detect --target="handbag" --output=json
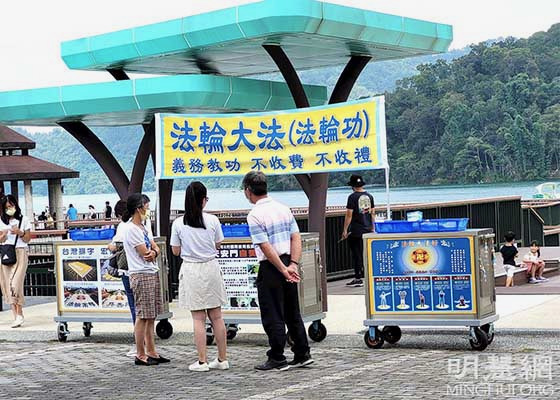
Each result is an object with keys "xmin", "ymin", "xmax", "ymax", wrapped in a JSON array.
[
  {"xmin": 108, "ymin": 242, "xmax": 128, "ymax": 271},
  {"xmin": 0, "ymin": 220, "xmax": 21, "ymax": 266}
]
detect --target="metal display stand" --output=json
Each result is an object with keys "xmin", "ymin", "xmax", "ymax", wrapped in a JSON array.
[
  {"xmin": 363, "ymin": 229, "xmax": 498, "ymax": 351},
  {"xmin": 53, "ymin": 237, "xmax": 173, "ymax": 342},
  {"xmin": 206, "ymin": 232, "xmax": 327, "ymax": 344}
]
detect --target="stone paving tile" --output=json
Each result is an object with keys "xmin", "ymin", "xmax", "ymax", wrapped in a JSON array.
[{"xmin": 0, "ymin": 333, "xmax": 558, "ymax": 399}]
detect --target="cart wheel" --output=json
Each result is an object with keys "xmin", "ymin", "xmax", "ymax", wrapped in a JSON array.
[
  {"xmin": 226, "ymin": 324, "xmax": 238, "ymax": 341},
  {"xmin": 381, "ymin": 326, "xmax": 401, "ymax": 344},
  {"xmin": 57, "ymin": 323, "xmax": 68, "ymax": 343},
  {"xmin": 308, "ymin": 322, "xmax": 327, "ymax": 342},
  {"xmin": 364, "ymin": 329, "xmax": 384, "ymax": 349},
  {"xmin": 469, "ymin": 327, "xmax": 489, "ymax": 351},
  {"xmin": 206, "ymin": 327, "xmax": 215, "ymax": 345},
  {"xmin": 156, "ymin": 319, "xmax": 173, "ymax": 339},
  {"xmin": 481, "ymin": 324, "xmax": 494, "ymax": 345},
  {"xmin": 82, "ymin": 322, "xmax": 92, "ymax": 337}
]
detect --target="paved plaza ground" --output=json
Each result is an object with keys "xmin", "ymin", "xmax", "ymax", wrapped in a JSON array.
[
  {"xmin": 2, "ymin": 285, "xmax": 560, "ymax": 399},
  {"xmin": 0, "ymin": 329, "xmax": 558, "ymax": 399}
]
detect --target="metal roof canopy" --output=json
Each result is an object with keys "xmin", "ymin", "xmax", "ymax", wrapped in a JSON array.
[
  {"xmin": 0, "ymin": 75, "xmax": 326, "ymax": 126},
  {"xmin": 61, "ymin": 0, "xmax": 453, "ymax": 76}
]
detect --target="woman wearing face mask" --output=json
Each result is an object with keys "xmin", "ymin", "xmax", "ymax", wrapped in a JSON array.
[
  {"xmin": 122, "ymin": 193, "xmax": 169, "ymax": 366},
  {"xmin": 0, "ymin": 195, "xmax": 32, "ymax": 328}
]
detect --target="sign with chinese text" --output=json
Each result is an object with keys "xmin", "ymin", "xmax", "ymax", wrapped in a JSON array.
[
  {"xmin": 367, "ymin": 236, "xmax": 476, "ymax": 315},
  {"xmin": 55, "ymin": 242, "xmax": 128, "ymax": 313},
  {"xmin": 216, "ymin": 241, "xmax": 260, "ymax": 314},
  {"xmin": 155, "ymin": 97, "xmax": 387, "ymax": 179}
]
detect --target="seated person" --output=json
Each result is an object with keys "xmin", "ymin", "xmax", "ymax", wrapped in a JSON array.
[{"xmin": 523, "ymin": 241, "xmax": 548, "ymax": 283}]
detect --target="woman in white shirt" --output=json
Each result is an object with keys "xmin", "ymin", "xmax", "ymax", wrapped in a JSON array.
[
  {"xmin": 170, "ymin": 182, "xmax": 228, "ymax": 372},
  {"xmin": 123, "ymin": 193, "xmax": 169, "ymax": 366},
  {"xmin": 0, "ymin": 195, "xmax": 32, "ymax": 328}
]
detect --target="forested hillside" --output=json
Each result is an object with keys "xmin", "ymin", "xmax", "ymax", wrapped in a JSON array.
[{"xmin": 17, "ymin": 24, "xmax": 559, "ymax": 195}]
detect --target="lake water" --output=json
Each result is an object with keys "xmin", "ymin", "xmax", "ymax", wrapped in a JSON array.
[{"xmin": 20, "ymin": 180, "xmax": 556, "ymax": 215}]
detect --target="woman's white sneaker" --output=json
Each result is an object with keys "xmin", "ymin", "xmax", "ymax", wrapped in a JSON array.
[
  {"xmin": 189, "ymin": 361, "xmax": 210, "ymax": 372},
  {"xmin": 11, "ymin": 316, "xmax": 24, "ymax": 328},
  {"xmin": 208, "ymin": 358, "xmax": 230, "ymax": 370}
]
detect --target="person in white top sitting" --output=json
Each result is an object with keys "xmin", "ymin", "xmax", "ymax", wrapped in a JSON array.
[
  {"xmin": 0, "ymin": 195, "xmax": 32, "ymax": 328},
  {"xmin": 170, "ymin": 182, "xmax": 229, "ymax": 372},
  {"xmin": 523, "ymin": 241, "xmax": 548, "ymax": 283}
]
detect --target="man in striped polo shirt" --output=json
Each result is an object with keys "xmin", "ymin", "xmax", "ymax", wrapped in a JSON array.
[{"xmin": 243, "ymin": 171, "xmax": 313, "ymax": 371}]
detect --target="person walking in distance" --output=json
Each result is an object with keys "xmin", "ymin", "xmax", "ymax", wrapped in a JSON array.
[
  {"xmin": 243, "ymin": 171, "xmax": 313, "ymax": 371},
  {"xmin": 342, "ymin": 174, "xmax": 375, "ymax": 287}
]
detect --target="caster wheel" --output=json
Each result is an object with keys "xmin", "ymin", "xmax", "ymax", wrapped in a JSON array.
[
  {"xmin": 364, "ymin": 328, "xmax": 384, "ymax": 349},
  {"xmin": 83, "ymin": 322, "xmax": 92, "ymax": 337},
  {"xmin": 206, "ymin": 327, "xmax": 214, "ymax": 346},
  {"xmin": 57, "ymin": 323, "xmax": 68, "ymax": 342},
  {"xmin": 382, "ymin": 326, "xmax": 401, "ymax": 344},
  {"xmin": 226, "ymin": 329, "xmax": 237, "ymax": 340},
  {"xmin": 308, "ymin": 322, "xmax": 327, "ymax": 342},
  {"xmin": 156, "ymin": 319, "xmax": 173, "ymax": 339},
  {"xmin": 481, "ymin": 324, "xmax": 494, "ymax": 345},
  {"xmin": 469, "ymin": 327, "xmax": 489, "ymax": 351}
]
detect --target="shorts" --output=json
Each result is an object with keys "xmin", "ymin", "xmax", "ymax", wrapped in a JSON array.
[
  {"xmin": 503, "ymin": 264, "xmax": 515, "ymax": 278},
  {"xmin": 130, "ymin": 273, "xmax": 163, "ymax": 319}
]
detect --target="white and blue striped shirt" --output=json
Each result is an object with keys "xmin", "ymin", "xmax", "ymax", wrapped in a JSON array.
[{"xmin": 247, "ymin": 197, "xmax": 299, "ymax": 261}]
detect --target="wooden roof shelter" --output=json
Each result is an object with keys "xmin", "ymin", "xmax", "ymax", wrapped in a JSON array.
[{"xmin": 0, "ymin": 125, "xmax": 78, "ymax": 225}]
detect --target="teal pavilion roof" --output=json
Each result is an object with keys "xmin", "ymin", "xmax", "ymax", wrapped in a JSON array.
[
  {"xmin": 0, "ymin": 75, "xmax": 326, "ymax": 126},
  {"xmin": 61, "ymin": 0, "xmax": 453, "ymax": 76}
]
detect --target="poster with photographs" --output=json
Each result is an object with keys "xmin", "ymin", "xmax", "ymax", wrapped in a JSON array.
[
  {"xmin": 56, "ymin": 243, "xmax": 127, "ymax": 313},
  {"xmin": 217, "ymin": 242, "xmax": 260, "ymax": 312}
]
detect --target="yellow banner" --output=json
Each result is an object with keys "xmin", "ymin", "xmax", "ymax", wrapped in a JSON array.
[{"xmin": 155, "ymin": 96, "xmax": 387, "ymax": 179}]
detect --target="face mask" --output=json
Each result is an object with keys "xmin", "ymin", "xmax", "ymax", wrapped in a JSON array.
[
  {"xmin": 5, "ymin": 207, "xmax": 16, "ymax": 217},
  {"xmin": 141, "ymin": 209, "xmax": 150, "ymax": 222}
]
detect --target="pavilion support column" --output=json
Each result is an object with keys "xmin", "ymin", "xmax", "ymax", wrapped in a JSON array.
[
  {"xmin": 48, "ymin": 179, "xmax": 64, "ymax": 229},
  {"xmin": 24, "ymin": 180, "xmax": 33, "ymax": 222},
  {"xmin": 158, "ymin": 180, "xmax": 173, "ymax": 238},
  {"xmin": 58, "ymin": 122, "xmax": 130, "ymax": 199},
  {"xmin": 10, "ymin": 181, "xmax": 19, "ymax": 199},
  {"xmin": 264, "ymin": 45, "xmax": 371, "ymax": 310}
]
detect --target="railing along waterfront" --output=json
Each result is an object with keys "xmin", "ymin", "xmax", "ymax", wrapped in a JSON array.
[{"xmin": 18, "ymin": 196, "xmax": 553, "ymax": 301}]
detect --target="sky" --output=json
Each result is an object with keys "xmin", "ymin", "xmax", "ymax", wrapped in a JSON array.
[{"xmin": 0, "ymin": 0, "xmax": 557, "ymax": 96}]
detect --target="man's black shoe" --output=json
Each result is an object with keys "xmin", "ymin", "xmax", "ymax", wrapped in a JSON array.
[
  {"xmin": 288, "ymin": 354, "xmax": 314, "ymax": 368},
  {"xmin": 255, "ymin": 358, "xmax": 289, "ymax": 371},
  {"xmin": 346, "ymin": 278, "xmax": 363, "ymax": 287}
]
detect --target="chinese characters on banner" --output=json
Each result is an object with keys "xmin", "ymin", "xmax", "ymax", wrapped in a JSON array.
[
  {"xmin": 368, "ymin": 237, "xmax": 476, "ymax": 314},
  {"xmin": 155, "ymin": 97, "xmax": 387, "ymax": 179}
]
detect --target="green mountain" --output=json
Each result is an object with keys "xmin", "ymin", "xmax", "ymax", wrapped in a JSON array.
[{"xmin": 14, "ymin": 24, "xmax": 560, "ymax": 195}]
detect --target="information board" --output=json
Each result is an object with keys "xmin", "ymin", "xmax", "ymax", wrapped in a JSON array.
[
  {"xmin": 216, "ymin": 241, "xmax": 260, "ymax": 313},
  {"xmin": 55, "ymin": 242, "xmax": 128, "ymax": 313},
  {"xmin": 368, "ymin": 237, "xmax": 476, "ymax": 314}
]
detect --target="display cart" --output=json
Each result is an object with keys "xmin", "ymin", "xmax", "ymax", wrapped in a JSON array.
[
  {"xmin": 53, "ymin": 237, "xmax": 173, "ymax": 342},
  {"xmin": 363, "ymin": 227, "xmax": 498, "ymax": 351},
  {"xmin": 206, "ymin": 232, "xmax": 327, "ymax": 344}
]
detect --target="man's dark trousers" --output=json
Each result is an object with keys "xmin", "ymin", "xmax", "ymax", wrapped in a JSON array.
[
  {"xmin": 257, "ymin": 254, "xmax": 310, "ymax": 361},
  {"xmin": 347, "ymin": 235, "xmax": 364, "ymax": 279}
]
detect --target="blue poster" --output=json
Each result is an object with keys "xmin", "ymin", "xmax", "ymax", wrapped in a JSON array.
[
  {"xmin": 369, "ymin": 236, "xmax": 475, "ymax": 314},
  {"xmin": 373, "ymin": 277, "xmax": 393, "ymax": 311},
  {"xmin": 392, "ymin": 276, "xmax": 413, "ymax": 311},
  {"xmin": 412, "ymin": 276, "xmax": 432, "ymax": 311},
  {"xmin": 432, "ymin": 276, "xmax": 452, "ymax": 310},
  {"xmin": 451, "ymin": 275, "xmax": 473, "ymax": 311}
]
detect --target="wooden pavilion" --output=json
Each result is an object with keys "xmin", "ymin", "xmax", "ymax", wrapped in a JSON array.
[{"xmin": 0, "ymin": 125, "xmax": 78, "ymax": 228}]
